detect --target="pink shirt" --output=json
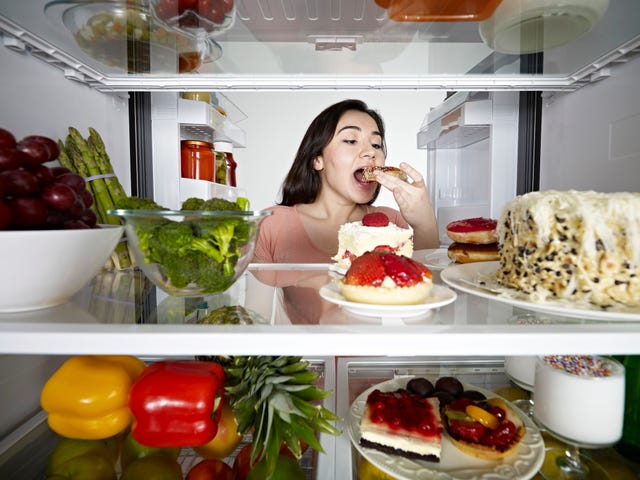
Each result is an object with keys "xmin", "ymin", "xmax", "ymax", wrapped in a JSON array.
[{"xmin": 253, "ymin": 205, "xmax": 409, "ymax": 263}]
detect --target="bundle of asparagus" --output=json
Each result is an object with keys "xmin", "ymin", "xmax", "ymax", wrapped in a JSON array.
[{"xmin": 58, "ymin": 127, "xmax": 134, "ymax": 270}]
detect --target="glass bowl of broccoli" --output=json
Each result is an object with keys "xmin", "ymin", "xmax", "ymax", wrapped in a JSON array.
[{"xmin": 108, "ymin": 196, "xmax": 271, "ymax": 296}]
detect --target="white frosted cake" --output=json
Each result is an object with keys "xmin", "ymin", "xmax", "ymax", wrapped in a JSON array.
[
  {"xmin": 360, "ymin": 388, "xmax": 442, "ymax": 462},
  {"xmin": 533, "ymin": 355, "xmax": 625, "ymax": 446},
  {"xmin": 332, "ymin": 213, "xmax": 413, "ymax": 269},
  {"xmin": 496, "ymin": 190, "xmax": 640, "ymax": 307}
]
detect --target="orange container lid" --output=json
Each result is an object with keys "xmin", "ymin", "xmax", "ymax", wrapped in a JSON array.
[{"xmin": 383, "ymin": 0, "xmax": 503, "ymax": 22}]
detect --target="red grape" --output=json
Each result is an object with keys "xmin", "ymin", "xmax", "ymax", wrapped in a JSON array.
[
  {"xmin": 0, "ymin": 148, "xmax": 26, "ymax": 171},
  {"xmin": 8, "ymin": 197, "xmax": 48, "ymax": 228},
  {"xmin": 67, "ymin": 195, "xmax": 86, "ymax": 219},
  {"xmin": 0, "ymin": 202, "xmax": 11, "ymax": 230},
  {"xmin": 17, "ymin": 139, "xmax": 51, "ymax": 166},
  {"xmin": 63, "ymin": 219, "xmax": 90, "ymax": 229},
  {"xmin": 56, "ymin": 172, "xmax": 86, "ymax": 193},
  {"xmin": 80, "ymin": 189, "xmax": 94, "ymax": 208},
  {"xmin": 22, "ymin": 135, "xmax": 60, "ymax": 162},
  {"xmin": 44, "ymin": 208, "xmax": 68, "ymax": 228},
  {"xmin": 0, "ymin": 129, "xmax": 17, "ymax": 150},
  {"xmin": 0, "ymin": 168, "xmax": 39, "ymax": 197},
  {"xmin": 50, "ymin": 166, "xmax": 72, "ymax": 177},
  {"xmin": 42, "ymin": 183, "xmax": 78, "ymax": 211},
  {"xmin": 78, "ymin": 208, "xmax": 97, "ymax": 228},
  {"xmin": 28, "ymin": 164, "xmax": 56, "ymax": 188}
]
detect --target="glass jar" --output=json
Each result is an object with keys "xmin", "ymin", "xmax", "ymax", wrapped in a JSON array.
[
  {"xmin": 181, "ymin": 139, "xmax": 215, "ymax": 181},
  {"xmin": 213, "ymin": 141, "xmax": 237, "ymax": 187}
]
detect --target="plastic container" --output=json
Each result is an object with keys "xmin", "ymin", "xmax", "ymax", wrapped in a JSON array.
[
  {"xmin": 381, "ymin": 0, "xmax": 503, "ymax": 22},
  {"xmin": 214, "ymin": 140, "xmax": 237, "ymax": 187},
  {"xmin": 181, "ymin": 139, "xmax": 215, "ymax": 181},
  {"xmin": 181, "ymin": 91, "xmax": 212, "ymax": 103},
  {"xmin": 479, "ymin": 0, "xmax": 610, "ymax": 54}
]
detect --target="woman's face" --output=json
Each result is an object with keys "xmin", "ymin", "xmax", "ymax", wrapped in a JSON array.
[{"xmin": 314, "ymin": 109, "xmax": 385, "ymax": 205}]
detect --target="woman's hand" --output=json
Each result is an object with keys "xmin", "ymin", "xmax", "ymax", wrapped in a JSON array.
[{"xmin": 374, "ymin": 162, "xmax": 439, "ymax": 248}]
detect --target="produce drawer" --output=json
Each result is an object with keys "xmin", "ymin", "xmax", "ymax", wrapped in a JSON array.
[{"xmin": 0, "ymin": 357, "xmax": 335, "ymax": 480}]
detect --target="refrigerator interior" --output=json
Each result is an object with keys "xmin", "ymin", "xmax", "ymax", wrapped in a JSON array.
[{"xmin": 1, "ymin": 1, "xmax": 640, "ymax": 478}]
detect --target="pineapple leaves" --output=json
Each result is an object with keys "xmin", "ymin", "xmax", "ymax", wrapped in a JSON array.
[{"xmin": 222, "ymin": 356, "xmax": 341, "ymax": 480}]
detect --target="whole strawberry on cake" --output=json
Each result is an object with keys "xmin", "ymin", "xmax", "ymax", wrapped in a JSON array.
[
  {"xmin": 336, "ymin": 247, "xmax": 433, "ymax": 305},
  {"xmin": 332, "ymin": 212, "xmax": 414, "ymax": 270}
]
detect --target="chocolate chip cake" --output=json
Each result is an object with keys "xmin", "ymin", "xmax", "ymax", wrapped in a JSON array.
[{"xmin": 496, "ymin": 190, "xmax": 640, "ymax": 308}]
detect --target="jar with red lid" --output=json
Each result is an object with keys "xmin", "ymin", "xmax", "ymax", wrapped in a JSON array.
[
  {"xmin": 213, "ymin": 141, "xmax": 237, "ymax": 187},
  {"xmin": 181, "ymin": 140, "xmax": 215, "ymax": 181}
]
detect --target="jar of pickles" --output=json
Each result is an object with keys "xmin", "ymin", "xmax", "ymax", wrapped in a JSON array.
[
  {"xmin": 181, "ymin": 139, "xmax": 215, "ymax": 181},
  {"xmin": 213, "ymin": 141, "xmax": 237, "ymax": 187}
]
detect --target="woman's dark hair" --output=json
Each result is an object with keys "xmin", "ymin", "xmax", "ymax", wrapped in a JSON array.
[{"xmin": 279, "ymin": 99, "xmax": 386, "ymax": 206}]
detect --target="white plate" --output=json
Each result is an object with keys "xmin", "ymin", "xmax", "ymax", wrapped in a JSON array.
[
  {"xmin": 418, "ymin": 248, "xmax": 452, "ymax": 271},
  {"xmin": 440, "ymin": 262, "xmax": 640, "ymax": 321},
  {"xmin": 348, "ymin": 377, "xmax": 545, "ymax": 480},
  {"xmin": 318, "ymin": 283, "xmax": 456, "ymax": 318}
]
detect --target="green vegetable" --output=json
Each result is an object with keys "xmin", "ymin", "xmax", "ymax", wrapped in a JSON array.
[
  {"xmin": 114, "ymin": 196, "xmax": 166, "ymax": 211},
  {"xmin": 122, "ymin": 196, "xmax": 253, "ymax": 292},
  {"xmin": 59, "ymin": 127, "xmax": 133, "ymax": 270},
  {"xmin": 46, "ymin": 437, "xmax": 118, "ymax": 480}
]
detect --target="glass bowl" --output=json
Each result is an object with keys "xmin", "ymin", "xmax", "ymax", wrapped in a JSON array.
[
  {"xmin": 108, "ymin": 209, "xmax": 271, "ymax": 296},
  {"xmin": 45, "ymin": 0, "xmax": 221, "ymax": 73}
]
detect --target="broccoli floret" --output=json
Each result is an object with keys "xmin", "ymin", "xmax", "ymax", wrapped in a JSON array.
[
  {"xmin": 181, "ymin": 197, "xmax": 206, "ymax": 210},
  {"xmin": 115, "ymin": 196, "xmax": 167, "ymax": 210},
  {"xmin": 201, "ymin": 197, "xmax": 243, "ymax": 211}
]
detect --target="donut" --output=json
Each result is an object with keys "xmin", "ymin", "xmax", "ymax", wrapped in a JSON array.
[
  {"xmin": 447, "ymin": 242, "xmax": 499, "ymax": 264},
  {"xmin": 446, "ymin": 217, "xmax": 497, "ymax": 244},
  {"xmin": 361, "ymin": 166, "xmax": 409, "ymax": 183}
]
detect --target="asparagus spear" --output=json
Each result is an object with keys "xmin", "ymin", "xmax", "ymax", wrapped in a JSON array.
[
  {"xmin": 66, "ymin": 128, "xmax": 132, "ymax": 269},
  {"xmin": 87, "ymin": 127, "xmax": 127, "ymax": 200}
]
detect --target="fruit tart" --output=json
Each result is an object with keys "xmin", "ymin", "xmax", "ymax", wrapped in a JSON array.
[
  {"xmin": 336, "ymin": 248, "xmax": 432, "ymax": 305},
  {"xmin": 441, "ymin": 396, "xmax": 526, "ymax": 459}
]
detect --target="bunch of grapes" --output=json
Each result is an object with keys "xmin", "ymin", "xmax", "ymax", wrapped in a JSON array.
[{"xmin": 0, "ymin": 128, "xmax": 97, "ymax": 230}]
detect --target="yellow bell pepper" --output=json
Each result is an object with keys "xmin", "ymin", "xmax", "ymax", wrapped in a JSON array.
[{"xmin": 40, "ymin": 355, "xmax": 146, "ymax": 440}]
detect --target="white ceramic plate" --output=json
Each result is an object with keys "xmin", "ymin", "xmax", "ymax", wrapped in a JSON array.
[
  {"xmin": 318, "ymin": 283, "xmax": 456, "ymax": 318},
  {"xmin": 418, "ymin": 248, "xmax": 452, "ymax": 271},
  {"xmin": 440, "ymin": 262, "xmax": 640, "ymax": 321},
  {"xmin": 348, "ymin": 377, "xmax": 545, "ymax": 480}
]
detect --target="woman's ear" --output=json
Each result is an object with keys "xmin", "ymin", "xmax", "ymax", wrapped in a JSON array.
[{"xmin": 313, "ymin": 156, "xmax": 324, "ymax": 171}]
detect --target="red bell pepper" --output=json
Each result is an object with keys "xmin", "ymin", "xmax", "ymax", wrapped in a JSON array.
[{"xmin": 129, "ymin": 361, "xmax": 225, "ymax": 448}]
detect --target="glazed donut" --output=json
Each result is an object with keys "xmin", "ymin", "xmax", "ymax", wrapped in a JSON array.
[
  {"xmin": 446, "ymin": 217, "xmax": 498, "ymax": 244},
  {"xmin": 447, "ymin": 242, "xmax": 499, "ymax": 264}
]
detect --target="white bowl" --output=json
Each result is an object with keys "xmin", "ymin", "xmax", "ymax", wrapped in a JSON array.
[{"xmin": 0, "ymin": 225, "xmax": 124, "ymax": 312}]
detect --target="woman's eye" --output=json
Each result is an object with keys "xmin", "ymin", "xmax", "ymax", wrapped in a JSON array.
[
  {"xmin": 372, "ymin": 143, "xmax": 382, "ymax": 150},
  {"xmin": 343, "ymin": 139, "xmax": 357, "ymax": 145}
]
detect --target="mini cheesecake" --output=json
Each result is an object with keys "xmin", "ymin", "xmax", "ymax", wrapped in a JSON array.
[{"xmin": 360, "ymin": 389, "xmax": 442, "ymax": 462}]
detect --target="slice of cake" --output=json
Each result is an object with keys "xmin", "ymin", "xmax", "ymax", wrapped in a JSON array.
[
  {"xmin": 360, "ymin": 388, "xmax": 442, "ymax": 462},
  {"xmin": 496, "ymin": 190, "xmax": 640, "ymax": 307},
  {"xmin": 332, "ymin": 212, "xmax": 413, "ymax": 269}
]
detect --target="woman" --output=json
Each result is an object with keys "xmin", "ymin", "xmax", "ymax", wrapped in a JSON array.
[{"xmin": 254, "ymin": 99, "xmax": 439, "ymax": 264}]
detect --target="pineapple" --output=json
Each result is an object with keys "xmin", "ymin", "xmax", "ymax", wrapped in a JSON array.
[{"xmin": 224, "ymin": 356, "xmax": 341, "ymax": 479}]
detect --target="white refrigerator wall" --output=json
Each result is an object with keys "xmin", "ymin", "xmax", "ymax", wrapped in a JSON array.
[
  {"xmin": 539, "ymin": 54, "xmax": 640, "ymax": 193},
  {"xmin": 0, "ymin": 46, "xmax": 131, "ymax": 440},
  {"xmin": 224, "ymin": 91, "xmax": 446, "ymax": 211}
]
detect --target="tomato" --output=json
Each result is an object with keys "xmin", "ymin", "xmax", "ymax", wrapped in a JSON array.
[
  {"xmin": 186, "ymin": 459, "xmax": 235, "ymax": 480},
  {"xmin": 218, "ymin": 0, "xmax": 233, "ymax": 14},
  {"xmin": 179, "ymin": 0, "xmax": 198, "ymax": 12},
  {"xmin": 232, "ymin": 444, "xmax": 255, "ymax": 480},
  {"xmin": 198, "ymin": 0, "xmax": 225, "ymax": 24},
  {"xmin": 194, "ymin": 403, "xmax": 244, "ymax": 460}
]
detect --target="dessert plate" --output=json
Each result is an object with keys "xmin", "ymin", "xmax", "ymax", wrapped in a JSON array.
[
  {"xmin": 348, "ymin": 376, "xmax": 545, "ymax": 480},
  {"xmin": 418, "ymin": 248, "xmax": 452, "ymax": 271},
  {"xmin": 440, "ymin": 262, "xmax": 640, "ymax": 321},
  {"xmin": 318, "ymin": 283, "xmax": 456, "ymax": 318}
]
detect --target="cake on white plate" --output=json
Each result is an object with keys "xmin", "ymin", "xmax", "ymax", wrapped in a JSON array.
[
  {"xmin": 496, "ymin": 190, "xmax": 640, "ymax": 307},
  {"xmin": 360, "ymin": 388, "xmax": 442, "ymax": 462},
  {"xmin": 332, "ymin": 212, "xmax": 413, "ymax": 270}
]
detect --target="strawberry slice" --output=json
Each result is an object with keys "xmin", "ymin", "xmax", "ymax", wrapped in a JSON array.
[
  {"xmin": 362, "ymin": 212, "xmax": 389, "ymax": 227},
  {"xmin": 448, "ymin": 419, "xmax": 486, "ymax": 443},
  {"xmin": 344, "ymin": 251, "xmax": 386, "ymax": 286},
  {"xmin": 380, "ymin": 253, "xmax": 422, "ymax": 286}
]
